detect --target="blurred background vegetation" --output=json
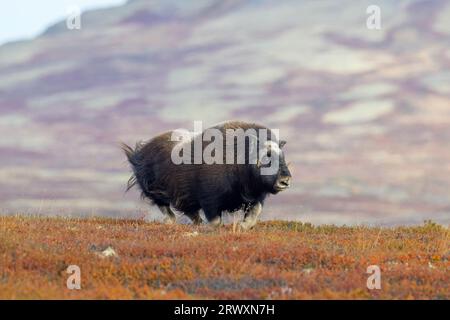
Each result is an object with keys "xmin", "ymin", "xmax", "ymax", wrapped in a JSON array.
[{"xmin": 0, "ymin": 0, "xmax": 449, "ymax": 225}]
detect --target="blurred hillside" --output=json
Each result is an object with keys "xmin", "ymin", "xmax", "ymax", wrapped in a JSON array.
[{"xmin": 0, "ymin": 0, "xmax": 449, "ymax": 225}]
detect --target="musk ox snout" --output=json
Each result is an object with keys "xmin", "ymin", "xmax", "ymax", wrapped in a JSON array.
[
  {"xmin": 277, "ymin": 158, "xmax": 292, "ymax": 190},
  {"xmin": 275, "ymin": 175, "xmax": 291, "ymax": 191}
]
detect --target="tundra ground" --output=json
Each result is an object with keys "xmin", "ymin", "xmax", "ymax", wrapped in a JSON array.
[{"xmin": 0, "ymin": 216, "xmax": 448, "ymax": 299}]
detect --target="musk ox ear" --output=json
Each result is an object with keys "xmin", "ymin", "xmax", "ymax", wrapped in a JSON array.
[{"xmin": 279, "ymin": 140, "xmax": 287, "ymax": 148}]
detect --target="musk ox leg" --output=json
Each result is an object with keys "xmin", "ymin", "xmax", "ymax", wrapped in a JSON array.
[
  {"xmin": 240, "ymin": 202, "xmax": 262, "ymax": 230},
  {"xmin": 201, "ymin": 203, "xmax": 223, "ymax": 226},
  {"xmin": 158, "ymin": 205, "xmax": 176, "ymax": 224},
  {"xmin": 209, "ymin": 215, "xmax": 222, "ymax": 227},
  {"xmin": 185, "ymin": 211, "xmax": 202, "ymax": 225}
]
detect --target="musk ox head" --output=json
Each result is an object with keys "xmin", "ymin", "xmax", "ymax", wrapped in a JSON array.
[{"xmin": 251, "ymin": 138, "xmax": 291, "ymax": 194}]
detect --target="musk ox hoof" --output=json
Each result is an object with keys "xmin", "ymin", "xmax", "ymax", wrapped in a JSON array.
[
  {"xmin": 163, "ymin": 217, "xmax": 176, "ymax": 225},
  {"xmin": 239, "ymin": 220, "xmax": 258, "ymax": 231},
  {"xmin": 191, "ymin": 219, "xmax": 203, "ymax": 226},
  {"xmin": 209, "ymin": 216, "xmax": 223, "ymax": 227},
  {"xmin": 186, "ymin": 213, "xmax": 203, "ymax": 225}
]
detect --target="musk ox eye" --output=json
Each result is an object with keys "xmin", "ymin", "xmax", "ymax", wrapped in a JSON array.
[{"xmin": 260, "ymin": 155, "xmax": 272, "ymax": 166}]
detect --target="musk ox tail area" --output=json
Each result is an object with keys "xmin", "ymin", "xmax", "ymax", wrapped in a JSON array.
[{"xmin": 120, "ymin": 142, "xmax": 145, "ymax": 192}]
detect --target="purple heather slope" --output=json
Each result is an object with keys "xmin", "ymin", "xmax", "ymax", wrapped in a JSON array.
[{"xmin": 0, "ymin": 0, "xmax": 449, "ymax": 225}]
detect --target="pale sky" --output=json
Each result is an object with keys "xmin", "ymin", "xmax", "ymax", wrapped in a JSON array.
[{"xmin": 0, "ymin": 0, "xmax": 127, "ymax": 45}]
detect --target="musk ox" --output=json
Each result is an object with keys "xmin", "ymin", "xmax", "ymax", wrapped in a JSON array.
[{"xmin": 122, "ymin": 120, "xmax": 291, "ymax": 229}]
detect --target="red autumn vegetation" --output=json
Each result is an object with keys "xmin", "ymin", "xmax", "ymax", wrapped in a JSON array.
[{"xmin": 0, "ymin": 216, "xmax": 448, "ymax": 299}]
